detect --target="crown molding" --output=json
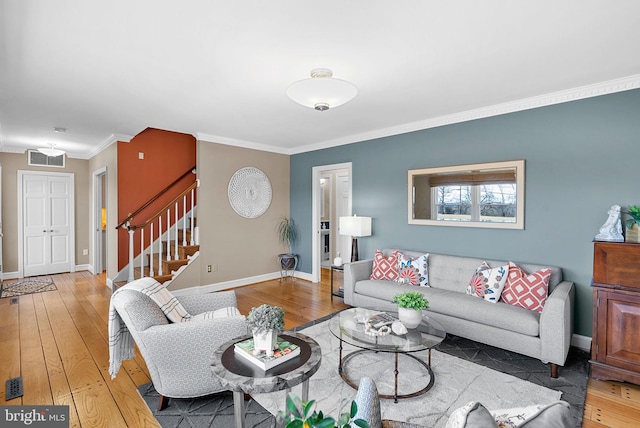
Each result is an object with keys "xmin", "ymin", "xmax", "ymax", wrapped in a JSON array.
[
  {"xmin": 196, "ymin": 132, "xmax": 292, "ymax": 155},
  {"xmin": 81, "ymin": 133, "xmax": 133, "ymax": 159},
  {"xmin": 290, "ymin": 74, "xmax": 640, "ymax": 155}
]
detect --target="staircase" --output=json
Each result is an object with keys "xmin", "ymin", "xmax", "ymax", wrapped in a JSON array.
[
  {"xmin": 116, "ymin": 165, "xmax": 199, "ymax": 286},
  {"xmin": 147, "ymin": 230, "xmax": 199, "ymax": 284}
]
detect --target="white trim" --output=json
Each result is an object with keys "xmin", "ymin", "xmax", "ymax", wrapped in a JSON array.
[
  {"xmin": 290, "ymin": 74, "xmax": 640, "ymax": 155},
  {"xmin": 196, "ymin": 132, "xmax": 291, "ymax": 155},
  {"xmin": 1, "ymin": 271, "xmax": 20, "ymax": 280},
  {"xmin": 312, "ymin": 163, "xmax": 352, "ymax": 283},
  {"xmin": 83, "ymin": 133, "xmax": 133, "ymax": 160},
  {"xmin": 75, "ymin": 264, "xmax": 92, "ymax": 272},
  {"xmin": 170, "ymin": 270, "xmax": 313, "ymax": 296},
  {"xmin": 571, "ymin": 333, "xmax": 592, "ymax": 353}
]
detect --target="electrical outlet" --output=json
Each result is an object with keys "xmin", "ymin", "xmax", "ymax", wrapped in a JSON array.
[
  {"xmin": 82, "ymin": 249, "xmax": 88, "ymax": 256},
  {"xmin": 207, "ymin": 265, "xmax": 212, "ymax": 273}
]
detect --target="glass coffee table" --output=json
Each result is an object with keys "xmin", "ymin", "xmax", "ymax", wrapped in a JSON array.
[{"xmin": 328, "ymin": 307, "xmax": 446, "ymax": 403}]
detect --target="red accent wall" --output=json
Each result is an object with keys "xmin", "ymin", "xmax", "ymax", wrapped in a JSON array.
[{"xmin": 117, "ymin": 128, "xmax": 197, "ymax": 270}]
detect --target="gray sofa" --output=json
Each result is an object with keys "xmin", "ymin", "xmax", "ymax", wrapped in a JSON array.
[{"xmin": 343, "ymin": 249, "xmax": 575, "ymax": 377}]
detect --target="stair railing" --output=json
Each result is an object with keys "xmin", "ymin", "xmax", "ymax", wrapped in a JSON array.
[{"xmin": 117, "ymin": 166, "xmax": 198, "ymax": 283}]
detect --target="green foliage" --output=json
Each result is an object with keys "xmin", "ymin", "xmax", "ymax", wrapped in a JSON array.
[
  {"xmin": 277, "ymin": 217, "xmax": 300, "ymax": 254},
  {"xmin": 279, "ymin": 394, "xmax": 370, "ymax": 428},
  {"xmin": 392, "ymin": 291, "xmax": 429, "ymax": 310},
  {"xmin": 625, "ymin": 205, "xmax": 640, "ymax": 228},
  {"xmin": 247, "ymin": 304, "xmax": 285, "ymax": 334}
]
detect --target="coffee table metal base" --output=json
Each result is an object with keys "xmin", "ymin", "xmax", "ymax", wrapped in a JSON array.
[{"xmin": 338, "ymin": 349, "xmax": 435, "ymax": 403}]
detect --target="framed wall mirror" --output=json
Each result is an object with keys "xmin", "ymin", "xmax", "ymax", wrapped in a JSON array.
[{"xmin": 408, "ymin": 160, "xmax": 525, "ymax": 229}]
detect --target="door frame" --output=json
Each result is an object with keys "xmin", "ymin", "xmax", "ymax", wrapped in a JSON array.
[
  {"xmin": 93, "ymin": 167, "xmax": 107, "ymax": 275},
  {"xmin": 311, "ymin": 162, "xmax": 352, "ymax": 283},
  {"xmin": 17, "ymin": 170, "xmax": 76, "ymax": 278}
]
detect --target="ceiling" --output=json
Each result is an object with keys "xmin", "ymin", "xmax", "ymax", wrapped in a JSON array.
[{"xmin": 1, "ymin": 1, "xmax": 639, "ymax": 159}]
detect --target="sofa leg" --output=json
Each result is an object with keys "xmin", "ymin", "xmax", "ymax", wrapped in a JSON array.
[
  {"xmin": 158, "ymin": 395, "xmax": 170, "ymax": 411},
  {"xmin": 550, "ymin": 363, "xmax": 559, "ymax": 378}
]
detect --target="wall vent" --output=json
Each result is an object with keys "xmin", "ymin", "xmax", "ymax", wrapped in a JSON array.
[{"xmin": 28, "ymin": 149, "xmax": 65, "ymax": 168}]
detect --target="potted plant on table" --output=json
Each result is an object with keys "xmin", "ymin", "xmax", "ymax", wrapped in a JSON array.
[
  {"xmin": 277, "ymin": 217, "xmax": 300, "ymax": 274},
  {"xmin": 624, "ymin": 205, "xmax": 640, "ymax": 243},
  {"xmin": 392, "ymin": 291, "xmax": 429, "ymax": 329},
  {"xmin": 247, "ymin": 304, "xmax": 285, "ymax": 356}
]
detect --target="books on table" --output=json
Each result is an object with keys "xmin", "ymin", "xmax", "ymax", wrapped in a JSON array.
[{"xmin": 234, "ymin": 336, "xmax": 300, "ymax": 371}]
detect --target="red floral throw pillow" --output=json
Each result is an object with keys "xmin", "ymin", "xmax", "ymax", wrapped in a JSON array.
[
  {"xmin": 501, "ymin": 262, "xmax": 551, "ymax": 312},
  {"xmin": 370, "ymin": 250, "xmax": 400, "ymax": 281}
]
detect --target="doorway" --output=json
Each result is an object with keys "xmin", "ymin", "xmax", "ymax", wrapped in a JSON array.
[
  {"xmin": 311, "ymin": 163, "xmax": 352, "ymax": 283},
  {"xmin": 93, "ymin": 167, "xmax": 107, "ymax": 275},
  {"xmin": 18, "ymin": 171, "xmax": 75, "ymax": 277}
]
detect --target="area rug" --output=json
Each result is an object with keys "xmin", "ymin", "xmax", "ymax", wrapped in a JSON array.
[
  {"xmin": 138, "ymin": 315, "xmax": 588, "ymax": 428},
  {"xmin": 253, "ymin": 320, "xmax": 562, "ymax": 427},
  {"xmin": 0, "ymin": 277, "xmax": 56, "ymax": 298}
]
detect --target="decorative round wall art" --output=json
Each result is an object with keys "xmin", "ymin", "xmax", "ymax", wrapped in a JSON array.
[{"xmin": 228, "ymin": 167, "xmax": 272, "ymax": 218}]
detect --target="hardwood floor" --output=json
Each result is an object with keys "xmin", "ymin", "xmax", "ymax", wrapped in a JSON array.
[{"xmin": 0, "ymin": 269, "xmax": 638, "ymax": 427}]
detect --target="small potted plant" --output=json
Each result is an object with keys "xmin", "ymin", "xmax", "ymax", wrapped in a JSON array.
[
  {"xmin": 247, "ymin": 304, "xmax": 285, "ymax": 356},
  {"xmin": 392, "ymin": 291, "xmax": 429, "ymax": 329},
  {"xmin": 278, "ymin": 394, "xmax": 369, "ymax": 428},
  {"xmin": 276, "ymin": 217, "xmax": 300, "ymax": 273},
  {"xmin": 624, "ymin": 205, "xmax": 640, "ymax": 243}
]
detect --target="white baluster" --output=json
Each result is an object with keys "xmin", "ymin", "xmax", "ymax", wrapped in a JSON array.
[
  {"xmin": 127, "ymin": 229, "xmax": 134, "ymax": 282},
  {"xmin": 150, "ymin": 222, "xmax": 154, "ymax": 277},
  {"xmin": 183, "ymin": 195, "xmax": 187, "ymax": 247},
  {"xmin": 166, "ymin": 209, "xmax": 171, "ymax": 261},
  {"xmin": 190, "ymin": 188, "xmax": 195, "ymax": 246},
  {"xmin": 140, "ymin": 228, "xmax": 145, "ymax": 279},
  {"xmin": 174, "ymin": 202, "xmax": 179, "ymax": 260},
  {"xmin": 158, "ymin": 217, "xmax": 163, "ymax": 276}
]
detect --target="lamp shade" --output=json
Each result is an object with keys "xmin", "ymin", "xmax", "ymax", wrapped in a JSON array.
[
  {"xmin": 339, "ymin": 216, "xmax": 372, "ymax": 237},
  {"xmin": 37, "ymin": 145, "xmax": 65, "ymax": 157},
  {"xmin": 287, "ymin": 68, "xmax": 357, "ymax": 111}
]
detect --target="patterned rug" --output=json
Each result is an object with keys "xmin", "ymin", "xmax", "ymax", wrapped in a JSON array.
[
  {"xmin": 0, "ymin": 277, "xmax": 57, "ymax": 298},
  {"xmin": 137, "ymin": 315, "xmax": 588, "ymax": 427}
]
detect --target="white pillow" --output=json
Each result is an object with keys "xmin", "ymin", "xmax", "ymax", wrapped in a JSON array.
[{"xmin": 466, "ymin": 262, "xmax": 509, "ymax": 303}]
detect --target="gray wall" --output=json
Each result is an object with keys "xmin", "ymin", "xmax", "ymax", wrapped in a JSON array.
[{"xmin": 291, "ymin": 88, "xmax": 640, "ymax": 338}]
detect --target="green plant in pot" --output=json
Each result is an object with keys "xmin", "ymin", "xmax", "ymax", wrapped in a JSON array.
[
  {"xmin": 624, "ymin": 205, "xmax": 640, "ymax": 243},
  {"xmin": 247, "ymin": 304, "xmax": 285, "ymax": 357},
  {"xmin": 392, "ymin": 291, "xmax": 429, "ymax": 329},
  {"xmin": 278, "ymin": 394, "xmax": 369, "ymax": 428},
  {"xmin": 277, "ymin": 217, "xmax": 300, "ymax": 271}
]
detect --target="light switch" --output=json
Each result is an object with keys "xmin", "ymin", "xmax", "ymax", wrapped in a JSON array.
[{"xmin": 139, "ymin": 152, "xmax": 144, "ymax": 159}]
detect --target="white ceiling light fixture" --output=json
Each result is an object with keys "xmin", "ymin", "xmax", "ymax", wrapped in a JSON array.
[
  {"xmin": 287, "ymin": 68, "xmax": 357, "ymax": 111},
  {"xmin": 37, "ymin": 143, "xmax": 65, "ymax": 157}
]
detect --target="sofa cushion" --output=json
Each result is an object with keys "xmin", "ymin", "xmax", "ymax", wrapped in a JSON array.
[
  {"xmin": 354, "ymin": 282, "xmax": 540, "ymax": 336},
  {"xmin": 370, "ymin": 249, "xmax": 400, "ymax": 281},
  {"xmin": 501, "ymin": 262, "xmax": 551, "ymax": 312},
  {"xmin": 397, "ymin": 252, "xmax": 429, "ymax": 287},
  {"xmin": 446, "ymin": 401, "xmax": 497, "ymax": 428},
  {"xmin": 424, "ymin": 289, "xmax": 540, "ymax": 337},
  {"xmin": 466, "ymin": 262, "xmax": 508, "ymax": 303},
  {"xmin": 492, "ymin": 401, "xmax": 572, "ymax": 427}
]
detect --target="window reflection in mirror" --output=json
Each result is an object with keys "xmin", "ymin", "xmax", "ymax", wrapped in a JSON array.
[{"xmin": 408, "ymin": 160, "xmax": 524, "ymax": 229}]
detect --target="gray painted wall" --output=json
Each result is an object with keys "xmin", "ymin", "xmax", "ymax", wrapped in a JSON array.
[{"xmin": 291, "ymin": 88, "xmax": 640, "ymax": 338}]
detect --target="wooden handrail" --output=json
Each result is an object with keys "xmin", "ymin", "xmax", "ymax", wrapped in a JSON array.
[
  {"xmin": 116, "ymin": 165, "xmax": 196, "ymax": 229},
  {"xmin": 128, "ymin": 181, "xmax": 198, "ymax": 230}
]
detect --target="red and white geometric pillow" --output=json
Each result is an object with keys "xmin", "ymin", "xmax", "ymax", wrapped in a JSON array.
[
  {"xmin": 370, "ymin": 250, "xmax": 400, "ymax": 281},
  {"xmin": 501, "ymin": 261, "xmax": 551, "ymax": 312}
]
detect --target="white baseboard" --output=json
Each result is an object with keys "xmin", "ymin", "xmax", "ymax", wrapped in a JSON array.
[
  {"xmin": 75, "ymin": 264, "xmax": 92, "ymax": 273},
  {"xmin": 1, "ymin": 271, "xmax": 19, "ymax": 280},
  {"xmin": 170, "ymin": 270, "xmax": 315, "ymax": 296},
  {"xmin": 571, "ymin": 333, "xmax": 592, "ymax": 352}
]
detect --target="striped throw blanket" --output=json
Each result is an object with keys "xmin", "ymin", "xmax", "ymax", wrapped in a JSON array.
[{"xmin": 108, "ymin": 277, "xmax": 240, "ymax": 378}]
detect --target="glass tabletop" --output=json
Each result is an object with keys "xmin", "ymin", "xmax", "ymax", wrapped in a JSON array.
[{"xmin": 328, "ymin": 307, "xmax": 446, "ymax": 353}]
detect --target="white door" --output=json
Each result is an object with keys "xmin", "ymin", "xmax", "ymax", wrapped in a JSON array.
[
  {"xmin": 336, "ymin": 173, "xmax": 351, "ymax": 262},
  {"xmin": 22, "ymin": 172, "xmax": 74, "ymax": 277}
]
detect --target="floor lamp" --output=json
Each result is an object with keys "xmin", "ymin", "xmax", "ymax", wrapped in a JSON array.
[{"xmin": 339, "ymin": 215, "xmax": 372, "ymax": 262}]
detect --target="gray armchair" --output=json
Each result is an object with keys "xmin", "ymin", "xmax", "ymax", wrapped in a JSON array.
[{"xmin": 110, "ymin": 287, "xmax": 248, "ymax": 410}]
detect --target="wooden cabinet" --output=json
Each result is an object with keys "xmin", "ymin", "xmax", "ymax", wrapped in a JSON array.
[{"xmin": 590, "ymin": 242, "xmax": 640, "ymax": 384}]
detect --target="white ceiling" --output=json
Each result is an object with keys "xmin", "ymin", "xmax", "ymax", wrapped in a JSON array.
[{"xmin": 1, "ymin": 1, "xmax": 640, "ymax": 159}]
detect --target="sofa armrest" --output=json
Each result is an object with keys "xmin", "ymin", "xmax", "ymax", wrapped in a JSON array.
[
  {"xmin": 177, "ymin": 290, "xmax": 239, "ymax": 315},
  {"xmin": 539, "ymin": 280, "xmax": 574, "ymax": 366},
  {"xmin": 344, "ymin": 259, "xmax": 373, "ymax": 305}
]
